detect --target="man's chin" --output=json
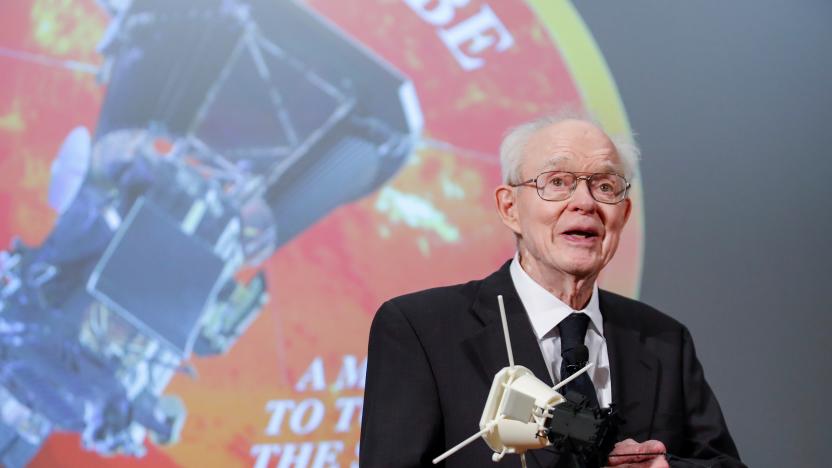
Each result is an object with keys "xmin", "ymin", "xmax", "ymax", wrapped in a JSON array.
[{"xmin": 556, "ymin": 258, "xmax": 602, "ymax": 280}]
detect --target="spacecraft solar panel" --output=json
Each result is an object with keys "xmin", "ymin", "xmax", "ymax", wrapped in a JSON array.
[{"xmin": 87, "ymin": 197, "xmax": 225, "ymax": 355}]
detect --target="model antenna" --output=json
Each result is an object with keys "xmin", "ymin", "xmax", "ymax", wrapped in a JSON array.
[
  {"xmin": 432, "ymin": 418, "xmax": 502, "ymax": 464},
  {"xmin": 552, "ymin": 362, "xmax": 594, "ymax": 392},
  {"xmin": 497, "ymin": 295, "xmax": 514, "ymax": 368}
]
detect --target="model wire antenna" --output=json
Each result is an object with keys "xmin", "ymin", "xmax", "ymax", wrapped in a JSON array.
[
  {"xmin": 497, "ymin": 294, "xmax": 525, "ymax": 468},
  {"xmin": 497, "ymin": 295, "xmax": 514, "ymax": 368},
  {"xmin": 431, "ymin": 419, "xmax": 502, "ymax": 465},
  {"xmin": 553, "ymin": 362, "xmax": 593, "ymax": 392}
]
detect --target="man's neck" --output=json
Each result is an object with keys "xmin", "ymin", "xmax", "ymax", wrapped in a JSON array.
[{"xmin": 518, "ymin": 253, "xmax": 596, "ymax": 310}]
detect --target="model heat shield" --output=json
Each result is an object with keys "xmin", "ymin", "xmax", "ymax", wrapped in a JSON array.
[{"xmin": 547, "ymin": 392, "xmax": 622, "ymax": 468}]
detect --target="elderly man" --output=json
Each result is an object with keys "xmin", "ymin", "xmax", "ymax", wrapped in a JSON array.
[{"xmin": 360, "ymin": 116, "xmax": 744, "ymax": 467}]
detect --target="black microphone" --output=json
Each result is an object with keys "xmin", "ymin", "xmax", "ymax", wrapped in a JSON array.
[{"xmin": 563, "ymin": 344, "xmax": 589, "ymax": 374}]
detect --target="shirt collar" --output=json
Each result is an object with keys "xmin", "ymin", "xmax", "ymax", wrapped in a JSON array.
[{"xmin": 509, "ymin": 254, "xmax": 604, "ymax": 340}]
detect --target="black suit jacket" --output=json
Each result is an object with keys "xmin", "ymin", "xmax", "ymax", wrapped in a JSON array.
[{"xmin": 360, "ymin": 261, "xmax": 744, "ymax": 467}]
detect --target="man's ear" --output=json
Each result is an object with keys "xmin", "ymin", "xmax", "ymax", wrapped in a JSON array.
[
  {"xmin": 622, "ymin": 196, "xmax": 632, "ymax": 225},
  {"xmin": 495, "ymin": 184, "xmax": 522, "ymax": 235}
]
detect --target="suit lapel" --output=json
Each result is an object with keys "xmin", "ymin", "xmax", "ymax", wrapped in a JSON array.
[
  {"xmin": 462, "ymin": 261, "xmax": 553, "ymax": 386},
  {"xmin": 460, "ymin": 261, "xmax": 557, "ymax": 468},
  {"xmin": 601, "ymin": 291, "xmax": 660, "ymax": 438}
]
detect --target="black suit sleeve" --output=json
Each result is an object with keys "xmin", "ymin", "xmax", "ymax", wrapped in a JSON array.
[
  {"xmin": 360, "ymin": 300, "xmax": 443, "ymax": 467},
  {"xmin": 671, "ymin": 327, "xmax": 746, "ymax": 468}
]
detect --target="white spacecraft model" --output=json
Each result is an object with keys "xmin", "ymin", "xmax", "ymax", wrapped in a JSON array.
[{"xmin": 433, "ymin": 295, "xmax": 597, "ymax": 467}]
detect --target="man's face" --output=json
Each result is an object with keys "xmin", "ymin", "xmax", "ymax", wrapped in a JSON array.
[{"xmin": 496, "ymin": 120, "xmax": 632, "ymax": 283}]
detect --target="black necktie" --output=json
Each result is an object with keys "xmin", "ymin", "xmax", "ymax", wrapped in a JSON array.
[{"xmin": 557, "ymin": 313, "xmax": 599, "ymax": 408}]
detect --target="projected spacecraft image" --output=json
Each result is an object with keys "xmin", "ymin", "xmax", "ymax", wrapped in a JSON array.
[
  {"xmin": 0, "ymin": 0, "xmax": 642, "ymax": 466},
  {"xmin": 0, "ymin": 1, "xmax": 421, "ymax": 466}
]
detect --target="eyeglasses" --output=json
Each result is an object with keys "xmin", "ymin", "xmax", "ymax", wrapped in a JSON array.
[{"xmin": 509, "ymin": 170, "xmax": 630, "ymax": 204}]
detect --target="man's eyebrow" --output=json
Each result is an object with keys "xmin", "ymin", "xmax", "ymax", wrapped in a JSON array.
[
  {"xmin": 593, "ymin": 162, "xmax": 621, "ymax": 174},
  {"xmin": 539, "ymin": 155, "xmax": 621, "ymax": 174},
  {"xmin": 539, "ymin": 155, "xmax": 570, "ymax": 170}
]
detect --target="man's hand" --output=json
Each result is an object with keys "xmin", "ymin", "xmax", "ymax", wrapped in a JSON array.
[{"xmin": 605, "ymin": 438, "xmax": 669, "ymax": 468}]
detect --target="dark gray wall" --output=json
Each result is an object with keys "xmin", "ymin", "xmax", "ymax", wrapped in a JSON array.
[{"xmin": 574, "ymin": 2, "xmax": 832, "ymax": 466}]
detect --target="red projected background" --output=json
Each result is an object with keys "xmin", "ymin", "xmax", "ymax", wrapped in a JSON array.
[{"xmin": 0, "ymin": 1, "xmax": 642, "ymax": 466}]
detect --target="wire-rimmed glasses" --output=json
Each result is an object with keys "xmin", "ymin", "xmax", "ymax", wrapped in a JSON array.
[{"xmin": 509, "ymin": 171, "xmax": 630, "ymax": 204}]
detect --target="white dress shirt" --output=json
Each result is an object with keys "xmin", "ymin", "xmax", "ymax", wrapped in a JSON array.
[{"xmin": 509, "ymin": 255, "xmax": 612, "ymax": 408}]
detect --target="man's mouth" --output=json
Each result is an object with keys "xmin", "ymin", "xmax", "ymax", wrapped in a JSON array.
[{"xmin": 562, "ymin": 229, "xmax": 598, "ymax": 239}]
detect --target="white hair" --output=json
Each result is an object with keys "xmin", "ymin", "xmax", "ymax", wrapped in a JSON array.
[{"xmin": 499, "ymin": 110, "xmax": 640, "ymax": 184}]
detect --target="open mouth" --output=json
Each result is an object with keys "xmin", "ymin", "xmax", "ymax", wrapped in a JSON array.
[{"xmin": 562, "ymin": 229, "xmax": 599, "ymax": 239}]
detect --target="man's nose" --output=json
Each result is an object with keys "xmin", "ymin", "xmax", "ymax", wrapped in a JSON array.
[{"xmin": 569, "ymin": 178, "xmax": 597, "ymax": 210}]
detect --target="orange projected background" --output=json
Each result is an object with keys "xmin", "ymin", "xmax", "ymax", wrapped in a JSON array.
[{"xmin": 0, "ymin": 1, "xmax": 642, "ymax": 466}]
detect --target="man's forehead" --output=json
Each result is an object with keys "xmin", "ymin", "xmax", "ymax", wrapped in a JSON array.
[
  {"xmin": 524, "ymin": 121, "xmax": 622, "ymax": 172},
  {"xmin": 529, "ymin": 120, "xmax": 614, "ymax": 150}
]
